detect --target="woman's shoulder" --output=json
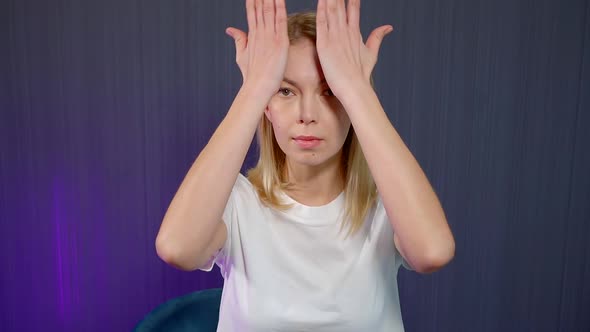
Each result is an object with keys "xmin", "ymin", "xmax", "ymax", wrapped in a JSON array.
[
  {"xmin": 225, "ymin": 173, "xmax": 273, "ymax": 220},
  {"xmin": 231, "ymin": 172, "xmax": 259, "ymax": 201},
  {"xmin": 234, "ymin": 172, "xmax": 254, "ymax": 190}
]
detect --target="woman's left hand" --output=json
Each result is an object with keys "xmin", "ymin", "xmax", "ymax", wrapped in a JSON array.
[{"xmin": 316, "ymin": 0, "xmax": 393, "ymax": 97}]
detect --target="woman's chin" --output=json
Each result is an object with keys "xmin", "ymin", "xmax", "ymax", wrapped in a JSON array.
[{"xmin": 285, "ymin": 149, "xmax": 341, "ymax": 168}]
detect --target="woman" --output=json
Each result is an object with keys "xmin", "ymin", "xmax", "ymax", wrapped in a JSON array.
[{"xmin": 155, "ymin": 0, "xmax": 455, "ymax": 330}]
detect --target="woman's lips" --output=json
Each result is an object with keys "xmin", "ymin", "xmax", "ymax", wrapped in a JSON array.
[{"xmin": 293, "ymin": 137, "xmax": 322, "ymax": 149}]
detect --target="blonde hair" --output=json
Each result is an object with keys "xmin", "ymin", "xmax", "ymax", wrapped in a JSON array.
[{"xmin": 246, "ymin": 11, "xmax": 378, "ymax": 237}]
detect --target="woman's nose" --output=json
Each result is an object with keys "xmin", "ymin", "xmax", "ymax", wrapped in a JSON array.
[{"xmin": 298, "ymin": 96, "xmax": 318, "ymax": 124}]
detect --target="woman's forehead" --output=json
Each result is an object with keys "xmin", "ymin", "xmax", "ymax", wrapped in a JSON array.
[{"xmin": 284, "ymin": 41, "xmax": 325, "ymax": 86}]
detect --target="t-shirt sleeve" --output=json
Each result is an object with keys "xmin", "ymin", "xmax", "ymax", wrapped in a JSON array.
[
  {"xmin": 197, "ymin": 174, "xmax": 242, "ymax": 274},
  {"xmin": 375, "ymin": 195, "xmax": 414, "ymax": 271},
  {"xmin": 397, "ymin": 241, "xmax": 414, "ymax": 271}
]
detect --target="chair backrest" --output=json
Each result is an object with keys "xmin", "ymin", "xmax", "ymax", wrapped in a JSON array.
[{"xmin": 133, "ymin": 288, "xmax": 223, "ymax": 332}]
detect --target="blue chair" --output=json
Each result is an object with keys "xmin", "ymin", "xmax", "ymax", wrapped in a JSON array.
[{"xmin": 134, "ymin": 288, "xmax": 223, "ymax": 332}]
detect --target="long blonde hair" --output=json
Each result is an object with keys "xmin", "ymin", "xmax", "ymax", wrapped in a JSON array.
[{"xmin": 246, "ymin": 11, "xmax": 378, "ymax": 237}]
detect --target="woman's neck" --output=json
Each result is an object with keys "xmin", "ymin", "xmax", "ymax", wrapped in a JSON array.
[{"xmin": 282, "ymin": 156, "xmax": 345, "ymax": 206}]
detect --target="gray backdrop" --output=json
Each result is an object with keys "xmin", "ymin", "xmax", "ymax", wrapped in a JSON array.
[{"xmin": 1, "ymin": 0, "xmax": 589, "ymax": 331}]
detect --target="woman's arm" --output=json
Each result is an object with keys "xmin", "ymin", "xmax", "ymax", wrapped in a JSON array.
[
  {"xmin": 341, "ymin": 83, "xmax": 455, "ymax": 274},
  {"xmin": 314, "ymin": 0, "xmax": 454, "ymax": 274},
  {"xmin": 155, "ymin": 0, "xmax": 289, "ymax": 271},
  {"xmin": 155, "ymin": 87, "xmax": 267, "ymax": 271}
]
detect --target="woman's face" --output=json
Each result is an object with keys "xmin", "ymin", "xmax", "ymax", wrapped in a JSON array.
[{"xmin": 265, "ymin": 38, "xmax": 351, "ymax": 168}]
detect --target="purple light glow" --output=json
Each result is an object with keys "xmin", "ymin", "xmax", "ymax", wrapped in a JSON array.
[
  {"xmin": 53, "ymin": 176, "xmax": 66, "ymax": 321},
  {"xmin": 52, "ymin": 174, "xmax": 81, "ymax": 326}
]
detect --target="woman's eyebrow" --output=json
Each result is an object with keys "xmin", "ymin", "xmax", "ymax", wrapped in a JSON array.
[{"xmin": 282, "ymin": 77, "xmax": 328, "ymax": 88}]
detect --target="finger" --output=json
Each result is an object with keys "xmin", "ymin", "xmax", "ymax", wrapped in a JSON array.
[
  {"xmin": 246, "ymin": 0, "xmax": 256, "ymax": 31},
  {"xmin": 366, "ymin": 25, "xmax": 393, "ymax": 55},
  {"xmin": 325, "ymin": 0, "xmax": 345, "ymax": 28},
  {"xmin": 262, "ymin": 0, "xmax": 275, "ymax": 30},
  {"xmin": 275, "ymin": 0, "xmax": 287, "ymax": 37},
  {"xmin": 317, "ymin": 0, "xmax": 328, "ymax": 39},
  {"xmin": 255, "ymin": 0, "xmax": 264, "ymax": 28},
  {"xmin": 347, "ymin": 0, "xmax": 360, "ymax": 31},
  {"xmin": 336, "ymin": 0, "xmax": 347, "ymax": 26},
  {"xmin": 226, "ymin": 27, "xmax": 247, "ymax": 52},
  {"xmin": 324, "ymin": 0, "xmax": 337, "ymax": 30}
]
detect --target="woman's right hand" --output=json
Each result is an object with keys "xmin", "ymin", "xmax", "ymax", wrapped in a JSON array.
[{"xmin": 225, "ymin": 0, "xmax": 289, "ymax": 100}]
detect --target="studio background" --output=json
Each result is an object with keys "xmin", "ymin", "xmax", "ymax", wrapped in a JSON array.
[{"xmin": 1, "ymin": 0, "xmax": 589, "ymax": 331}]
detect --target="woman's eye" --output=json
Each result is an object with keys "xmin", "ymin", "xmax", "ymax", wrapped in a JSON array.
[
  {"xmin": 324, "ymin": 89, "xmax": 334, "ymax": 97},
  {"xmin": 278, "ymin": 88, "xmax": 293, "ymax": 96}
]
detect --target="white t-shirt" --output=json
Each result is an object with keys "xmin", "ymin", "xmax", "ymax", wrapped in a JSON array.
[{"xmin": 200, "ymin": 173, "xmax": 411, "ymax": 331}]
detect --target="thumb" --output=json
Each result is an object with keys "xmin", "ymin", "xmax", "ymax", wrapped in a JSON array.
[
  {"xmin": 226, "ymin": 27, "xmax": 247, "ymax": 52},
  {"xmin": 366, "ymin": 25, "xmax": 393, "ymax": 56}
]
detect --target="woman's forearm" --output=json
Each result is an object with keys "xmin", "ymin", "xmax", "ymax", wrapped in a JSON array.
[
  {"xmin": 155, "ymin": 85, "xmax": 269, "ymax": 270},
  {"xmin": 339, "ymin": 83, "xmax": 455, "ymax": 273}
]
